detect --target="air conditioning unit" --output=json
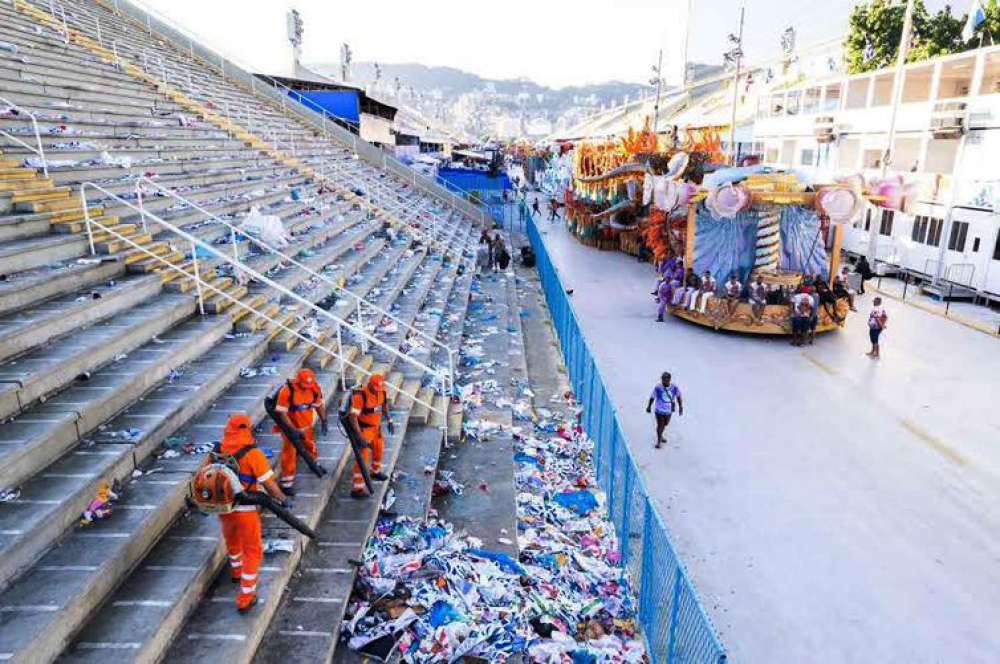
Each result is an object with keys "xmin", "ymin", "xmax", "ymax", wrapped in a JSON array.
[
  {"xmin": 814, "ymin": 115, "xmax": 836, "ymax": 143},
  {"xmin": 930, "ymin": 101, "xmax": 967, "ymax": 139}
]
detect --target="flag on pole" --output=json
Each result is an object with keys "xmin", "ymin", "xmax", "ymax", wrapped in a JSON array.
[{"xmin": 962, "ymin": 0, "xmax": 986, "ymax": 42}]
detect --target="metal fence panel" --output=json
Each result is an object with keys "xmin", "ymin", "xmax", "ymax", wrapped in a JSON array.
[{"xmin": 526, "ymin": 218, "xmax": 727, "ymax": 664}]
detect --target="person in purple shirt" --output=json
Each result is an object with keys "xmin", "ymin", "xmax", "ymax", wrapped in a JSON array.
[{"xmin": 645, "ymin": 372, "xmax": 684, "ymax": 448}]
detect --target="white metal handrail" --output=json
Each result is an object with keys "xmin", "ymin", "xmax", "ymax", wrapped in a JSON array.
[
  {"xmin": 316, "ymin": 159, "xmax": 477, "ymax": 263},
  {"xmin": 80, "ymin": 183, "xmax": 451, "ymax": 424},
  {"xmin": 135, "ymin": 176, "xmax": 458, "ymax": 384},
  {"xmin": 0, "ymin": 96, "xmax": 48, "ymax": 177},
  {"xmin": 317, "ymin": 155, "xmax": 479, "ymax": 257}
]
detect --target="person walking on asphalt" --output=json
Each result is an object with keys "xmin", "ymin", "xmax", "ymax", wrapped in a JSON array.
[
  {"xmin": 866, "ymin": 296, "xmax": 888, "ymax": 359},
  {"xmin": 645, "ymin": 372, "xmax": 683, "ymax": 448},
  {"xmin": 856, "ymin": 255, "xmax": 873, "ymax": 294},
  {"xmin": 531, "ymin": 199, "xmax": 540, "ymax": 218}
]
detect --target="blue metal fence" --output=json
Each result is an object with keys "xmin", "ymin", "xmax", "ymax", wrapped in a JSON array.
[{"xmin": 526, "ymin": 218, "xmax": 728, "ymax": 664}]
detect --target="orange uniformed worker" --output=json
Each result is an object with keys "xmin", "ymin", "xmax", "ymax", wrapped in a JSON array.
[
  {"xmin": 274, "ymin": 368, "xmax": 327, "ymax": 494},
  {"xmin": 214, "ymin": 413, "xmax": 286, "ymax": 612},
  {"xmin": 347, "ymin": 373, "xmax": 393, "ymax": 497}
]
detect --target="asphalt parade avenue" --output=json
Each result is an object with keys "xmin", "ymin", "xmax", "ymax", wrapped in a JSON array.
[{"xmin": 520, "ymin": 194, "xmax": 1000, "ymax": 663}]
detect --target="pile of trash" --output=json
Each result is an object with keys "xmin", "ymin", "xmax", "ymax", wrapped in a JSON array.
[{"xmin": 341, "ymin": 391, "xmax": 646, "ymax": 663}]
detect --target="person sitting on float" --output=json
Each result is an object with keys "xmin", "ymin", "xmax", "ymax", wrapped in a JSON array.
[
  {"xmin": 749, "ymin": 274, "xmax": 768, "ymax": 325},
  {"xmin": 814, "ymin": 276, "xmax": 842, "ymax": 324},
  {"xmin": 724, "ymin": 272, "xmax": 743, "ymax": 316},
  {"xmin": 673, "ymin": 268, "xmax": 700, "ymax": 307},
  {"xmin": 689, "ymin": 270, "xmax": 717, "ymax": 314},
  {"xmin": 833, "ymin": 274, "xmax": 857, "ymax": 312}
]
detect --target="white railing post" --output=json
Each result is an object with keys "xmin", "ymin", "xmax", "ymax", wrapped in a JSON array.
[
  {"xmin": 135, "ymin": 182, "xmax": 148, "ymax": 233},
  {"xmin": 160, "ymin": 56, "xmax": 168, "ymax": 85},
  {"xmin": 356, "ymin": 298, "xmax": 367, "ymax": 352},
  {"xmin": 229, "ymin": 227, "xmax": 240, "ymax": 264},
  {"xmin": 112, "ymin": 40, "xmax": 120, "ymax": 69},
  {"xmin": 94, "ymin": 14, "xmax": 102, "ymax": 47},
  {"xmin": 81, "ymin": 188, "xmax": 95, "ymax": 255},
  {"xmin": 336, "ymin": 323, "xmax": 345, "ymax": 389},
  {"xmin": 142, "ymin": 50, "xmax": 149, "ymax": 73},
  {"xmin": 191, "ymin": 239, "xmax": 205, "ymax": 315},
  {"xmin": 447, "ymin": 349, "xmax": 456, "ymax": 400},
  {"xmin": 59, "ymin": 5, "xmax": 68, "ymax": 45}
]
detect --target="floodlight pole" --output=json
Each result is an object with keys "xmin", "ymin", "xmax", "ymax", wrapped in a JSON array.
[{"xmin": 728, "ymin": 4, "xmax": 746, "ymax": 166}]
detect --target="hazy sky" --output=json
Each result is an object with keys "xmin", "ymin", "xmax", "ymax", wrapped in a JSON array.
[{"xmin": 135, "ymin": 0, "xmax": 957, "ymax": 88}]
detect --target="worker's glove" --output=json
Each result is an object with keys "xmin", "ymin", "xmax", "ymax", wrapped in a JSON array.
[
  {"xmin": 386, "ymin": 418, "xmax": 396, "ymax": 436},
  {"xmin": 320, "ymin": 419, "xmax": 329, "ymax": 436},
  {"xmin": 280, "ymin": 497, "xmax": 294, "ymax": 509}
]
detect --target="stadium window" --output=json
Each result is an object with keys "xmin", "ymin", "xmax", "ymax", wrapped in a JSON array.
[
  {"xmin": 926, "ymin": 217, "xmax": 944, "ymax": 246},
  {"xmin": 800, "ymin": 148, "xmax": 815, "ymax": 166},
  {"xmin": 947, "ymin": 220, "xmax": 969, "ymax": 252},
  {"xmin": 993, "ymin": 230, "xmax": 1000, "ymax": 260},
  {"xmin": 864, "ymin": 208, "xmax": 872, "ymax": 231},
  {"xmin": 972, "ymin": 237, "xmax": 980, "ymax": 252},
  {"xmin": 879, "ymin": 210, "xmax": 894, "ymax": 236},
  {"xmin": 911, "ymin": 215, "xmax": 928, "ymax": 243}
]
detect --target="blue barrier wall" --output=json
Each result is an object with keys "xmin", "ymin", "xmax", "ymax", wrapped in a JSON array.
[
  {"xmin": 287, "ymin": 89, "xmax": 360, "ymax": 124},
  {"xmin": 436, "ymin": 168, "xmax": 510, "ymax": 195},
  {"xmin": 526, "ymin": 217, "xmax": 728, "ymax": 664}
]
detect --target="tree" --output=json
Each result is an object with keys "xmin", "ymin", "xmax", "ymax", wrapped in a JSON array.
[{"xmin": 845, "ymin": 1, "xmax": 967, "ymax": 74}]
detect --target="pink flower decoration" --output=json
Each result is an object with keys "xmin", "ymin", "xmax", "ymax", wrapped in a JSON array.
[
  {"xmin": 817, "ymin": 187, "xmax": 862, "ymax": 223},
  {"xmin": 706, "ymin": 183, "xmax": 750, "ymax": 219}
]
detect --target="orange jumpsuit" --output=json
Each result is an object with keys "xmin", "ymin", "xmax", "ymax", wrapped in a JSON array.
[
  {"xmin": 350, "ymin": 386, "xmax": 385, "ymax": 492},
  {"xmin": 274, "ymin": 377, "xmax": 323, "ymax": 489},
  {"xmin": 216, "ymin": 415, "xmax": 272, "ymax": 609}
]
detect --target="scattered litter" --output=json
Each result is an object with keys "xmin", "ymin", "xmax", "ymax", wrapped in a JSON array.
[
  {"xmin": 343, "ymin": 381, "xmax": 645, "ymax": 661},
  {"xmin": 0, "ymin": 488, "xmax": 21, "ymax": 502},
  {"xmin": 432, "ymin": 470, "xmax": 464, "ymax": 497},
  {"xmin": 240, "ymin": 365, "xmax": 278, "ymax": 378},
  {"xmin": 79, "ymin": 482, "xmax": 119, "ymax": 526},
  {"xmin": 264, "ymin": 539, "xmax": 295, "ymax": 554}
]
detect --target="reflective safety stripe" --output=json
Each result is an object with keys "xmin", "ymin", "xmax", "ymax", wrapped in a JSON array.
[
  {"xmin": 288, "ymin": 404, "xmax": 313, "ymax": 413},
  {"xmin": 228, "ymin": 554, "xmax": 242, "ymax": 560},
  {"xmin": 232, "ymin": 505, "xmax": 257, "ymax": 512},
  {"xmin": 241, "ymin": 584, "xmax": 257, "ymax": 593},
  {"xmin": 241, "ymin": 573, "xmax": 257, "ymax": 581}
]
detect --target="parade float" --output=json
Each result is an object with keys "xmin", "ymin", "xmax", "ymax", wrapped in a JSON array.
[{"xmin": 557, "ymin": 117, "xmax": 912, "ymax": 335}]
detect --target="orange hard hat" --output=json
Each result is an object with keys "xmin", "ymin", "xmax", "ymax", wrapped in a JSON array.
[
  {"xmin": 222, "ymin": 412, "xmax": 254, "ymax": 450},
  {"xmin": 296, "ymin": 368, "xmax": 317, "ymax": 387},
  {"xmin": 367, "ymin": 373, "xmax": 385, "ymax": 392}
]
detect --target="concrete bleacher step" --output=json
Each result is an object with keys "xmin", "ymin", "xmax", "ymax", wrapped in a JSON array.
[
  {"xmin": 0, "ymin": 233, "xmax": 90, "ymax": 274},
  {"xmin": 59, "ymin": 349, "xmax": 345, "ymax": 664},
  {"xmin": 0, "ymin": 315, "xmax": 241, "ymax": 590},
  {"xmin": 0, "ymin": 258, "xmax": 124, "ymax": 318},
  {"xmin": 0, "ymin": 293, "xmax": 197, "ymax": 427},
  {"xmin": 0, "ymin": 273, "xmax": 161, "ymax": 364},
  {"xmin": 408, "ymin": 386, "xmax": 436, "ymax": 425}
]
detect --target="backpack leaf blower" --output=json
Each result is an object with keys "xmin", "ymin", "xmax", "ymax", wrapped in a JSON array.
[{"xmin": 264, "ymin": 384, "xmax": 327, "ymax": 478}]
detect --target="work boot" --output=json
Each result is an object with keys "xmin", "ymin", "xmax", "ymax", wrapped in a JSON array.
[
  {"xmin": 350, "ymin": 488, "xmax": 368, "ymax": 499},
  {"xmin": 371, "ymin": 471, "xmax": 388, "ymax": 481},
  {"xmin": 229, "ymin": 568, "xmax": 240, "ymax": 584},
  {"xmin": 281, "ymin": 485, "xmax": 296, "ymax": 497},
  {"xmin": 236, "ymin": 592, "xmax": 258, "ymax": 613}
]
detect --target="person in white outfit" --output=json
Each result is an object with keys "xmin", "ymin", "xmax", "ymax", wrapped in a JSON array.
[{"xmin": 689, "ymin": 270, "xmax": 716, "ymax": 314}]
